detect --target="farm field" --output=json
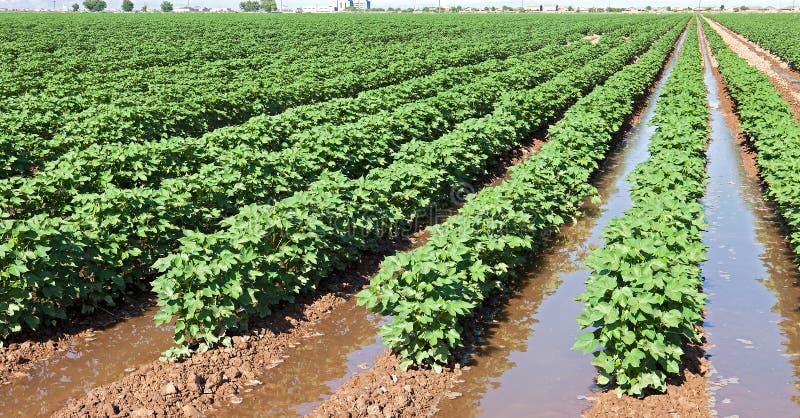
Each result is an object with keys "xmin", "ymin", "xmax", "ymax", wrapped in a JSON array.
[{"xmin": 1, "ymin": 11, "xmax": 800, "ymax": 417}]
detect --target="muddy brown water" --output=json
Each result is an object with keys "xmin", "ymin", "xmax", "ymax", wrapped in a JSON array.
[
  {"xmin": 214, "ymin": 300, "xmax": 387, "ymax": 417},
  {"xmin": 700, "ymin": 26, "xmax": 800, "ymax": 417},
  {"xmin": 0, "ymin": 306, "xmax": 174, "ymax": 417},
  {"xmin": 435, "ymin": 29, "xmax": 689, "ymax": 418}
]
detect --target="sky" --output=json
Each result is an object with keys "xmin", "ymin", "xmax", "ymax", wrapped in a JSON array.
[{"xmin": 1, "ymin": 0, "xmax": 795, "ymax": 12}]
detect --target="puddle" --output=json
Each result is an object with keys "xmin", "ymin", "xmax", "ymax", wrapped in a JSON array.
[
  {"xmin": 0, "ymin": 307, "xmax": 174, "ymax": 417},
  {"xmin": 214, "ymin": 299, "xmax": 387, "ymax": 417},
  {"xmin": 435, "ymin": 29, "xmax": 689, "ymax": 418},
  {"xmin": 699, "ymin": 25, "xmax": 800, "ymax": 417}
]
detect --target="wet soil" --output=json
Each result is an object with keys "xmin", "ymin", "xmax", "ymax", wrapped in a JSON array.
[
  {"xmin": 704, "ymin": 16, "xmax": 800, "ymax": 121},
  {"xmin": 308, "ymin": 353, "xmax": 459, "ymax": 418},
  {"xmin": 215, "ymin": 299, "xmax": 387, "ymax": 417},
  {"xmin": 0, "ymin": 304, "xmax": 174, "ymax": 417},
  {"xmin": 0, "ymin": 291, "xmax": 156, "ymax": 386}
]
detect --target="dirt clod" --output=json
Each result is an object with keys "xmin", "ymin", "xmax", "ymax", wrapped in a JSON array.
[
  {"xmin": 162, "ymin": 382, "xmax": 178, "ymax": 396},
  {"xmin": 181, "ymin": 404, "xmax": 202, "ymax": 417}
]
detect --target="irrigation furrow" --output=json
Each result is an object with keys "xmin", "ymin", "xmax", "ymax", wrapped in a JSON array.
[
  {"xmin": 698, "ymin": 21, "xmax": 800, "ymax": 417},
  {"xmin": 431, "ymin": 26, "xmax": 691, "ymax": 418},
  {"xmin": 309, "ymin": 23, "xmax": 691, "ymax": 418}
]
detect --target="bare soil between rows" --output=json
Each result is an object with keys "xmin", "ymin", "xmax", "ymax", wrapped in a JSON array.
[
  {"xmin": 0, "ymin": 291, "xmax": 156, "ymax": 385},
  {"xmin": 704, "ymin": 16, "xmax": 800, "ymax": 122}
]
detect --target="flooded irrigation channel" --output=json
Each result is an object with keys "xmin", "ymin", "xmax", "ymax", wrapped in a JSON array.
[
  {"xmin": 0, "ymin": 307, "xmax": 174, "ymax": 417},
  {"xmin": 435, "ymin": 29, "xmax": 689, "ymax": 417},
  {"xmin": 699, "ymin": 25, "xmax": 800, "ymax": 417},
  {"xmin": 215, "ymin": 300, "xmax": 386, "ymax": 417}
]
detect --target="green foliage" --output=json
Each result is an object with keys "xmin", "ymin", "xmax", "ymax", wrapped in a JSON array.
[
  {"xmin": 72, "ymin": 3, "xmax": 79, "ymax": 11},
  {"xmin": 261, "ymin": 0, "xmax": 277, "ymax": 11},
  {"xmin": 160, "ymin": 1, "xmax": 173, "ymax": 12},
  {"xmin": 122, "ymin": 0, "xmax": 134, "ymax": 11},
  {"xmin": 357, "ymin": 20, "xmax": 687, "ymax": 370},
  {"xmin": 82, "ymin": 0, "xmax": 106, "ymax": 11},
  {"xmin": 575, "ymin": 24, "xmax": 709, "ymax": 397},
  {"xmin": 1, "ymin": 14, "xmax": 601, "ymax": 178},
  {"xmin": 711, "ymin": 13, "xmax": 800, "ymax": 70},
  {"xmin": 151, "ymin": 21, "xmax": 685, "ymax": 356},
  {"xmin": 0, "ymin": 14, "xmax": 687, "ymax": 351},
  {"xmin": 240, "ymin": 1, "xmax": 260, "ymax": 11}
]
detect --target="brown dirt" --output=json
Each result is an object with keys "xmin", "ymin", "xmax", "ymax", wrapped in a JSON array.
[
  {"xmin": 704, "ymin": 16, "xmax": 800, "ymax": 122},
  {"xmin": 308, "ymin": 353, "xmax": 459, "ymax": 418},
  {"xmin": 0, "ymin": 291, "xmax": 155, "ymax": 385},
  {"xmin": 583, "ymin": 34, "xmax": 602, "ymax": 44},
  {"xmin": 52, "ymin": 248, "xmax": 397, "ymax": 417},
  {"xmin": 584, "ymin": 343, "xmax": 712, "ymax": 418}
]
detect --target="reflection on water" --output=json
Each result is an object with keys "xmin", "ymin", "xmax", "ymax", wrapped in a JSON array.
[
  {"xmin": 0, "ymin": 306, "xmax": 174, "ymax": 417},
  {"xmin": 215, "ymin": 299, "xmax": 387, "ymax": 417}
]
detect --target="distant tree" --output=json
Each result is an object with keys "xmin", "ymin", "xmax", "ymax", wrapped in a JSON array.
[
  {"xmin": 260, "ymin": 0, "xmax": 277, "ymax": 11},
  {"xmin": 71, "ymin": 2, "xmax": 79, "ymax": 10},
  {"xmin": 720, "ymin": 4, "xmax": 725, "ymax": 9},
  {"xmin": 740, "ymin": 5, "xmax": 749, "ymax": 10},
  {"xmin": 666, "ymin": 5, "xmax": 671, "ymax": 10},
  {"xmin": 645, "ymin": 5, "xmax": 651, "ymax": 10},
  {"xmin": 160, "ymin": 0, "xmax": 172, "ymax": 11},
  {"xmin": 567, "ymin": 5, "xmax": 573, "ymax": 10},
  {"xmin": 82, "ymin": 0, "xmax": 107, "ymax": 11},
  {"xmin": 403, "ymin": 7, "xmax": 413, "ymax": 12},
  {"xmin": 141, "ymin": 4, "xmax": 147, "ymax": 11},
  {"xmin": 240, "ymin": 0, "xmax": 260, "ymax": 10},
  {"xmin": 122, "ymin": 0, "xmax": 134, "ymax": 11}
]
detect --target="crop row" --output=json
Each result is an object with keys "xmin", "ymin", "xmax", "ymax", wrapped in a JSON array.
[
  {"xmin": 0, "ymin": 35, "xmax": 609, "ymax": 313},
  {"xmin": 2, "ymin": 39, "xmax": 594, "ymax": 214},
  {"xmin": 2, "ymin": 16, "xmax": 612, "ymax": 178},
  {"xmin": 710, "ymin": 13, "xmax": 800, "ymax": 70},
  {"xmin": 348, "ymin": 20, "xmax": 679, "ymax": 368},
  {"xmin": 1, "ymin": 14, "xmax": 623, "ymax": 98},
  {"xmin": 1, "ymin": 34, "xmax": 534, "ymax": 177},
  {"xmin": 574, "ymin": 23, "xmax": 708, "ymax": 397},
  {"xmin": 356, "ymin": 20, "xmax": 687, "ymax": 370},
  {"xmin": 0, "ymin": 21, "xmax": 675, "ymax": 346},
  {"xmin": 702, "ymin": 21, "xmax": 800, "ymax": 264},
  {"xmin": 146, "ymin": 19, "xmax": 684, "ymax": 358}
]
